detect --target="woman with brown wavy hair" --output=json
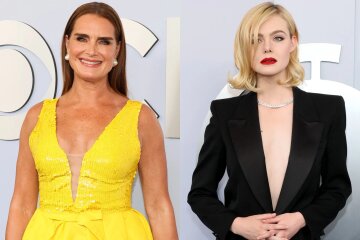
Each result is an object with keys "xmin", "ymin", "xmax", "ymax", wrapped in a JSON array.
[{"xmin": 6, "ymin": 2, "xmax": 178, "ymax": 239}]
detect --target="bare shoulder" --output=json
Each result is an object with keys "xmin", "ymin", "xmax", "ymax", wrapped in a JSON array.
[
  {"xmin": 22, "ymin": 101, "xmax": 44, "ymax": 133},
  {"xmin": 138, "ymin": 104, "xmax": 163, "ymax": 139},
  {"xmin": 139, "ymin": 104, "xmax": 158, "ymax": 125}
]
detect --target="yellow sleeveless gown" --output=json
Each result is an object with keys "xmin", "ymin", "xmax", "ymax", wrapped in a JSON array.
[{"xmin": 23, "ymin": 99, "xmax": 153, "ymax": 240}]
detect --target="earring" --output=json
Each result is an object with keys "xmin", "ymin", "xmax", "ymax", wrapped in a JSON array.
[
  {"xmin": 64, "ymin": 53, "xmax": 69, "ymax": 61},
  {"xmin": 113, "ymin": 59, "xmax": 118, "ymax": 67}
]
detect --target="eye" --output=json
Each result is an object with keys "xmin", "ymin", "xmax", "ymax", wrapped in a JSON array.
[
  {"xmin": 99, "ymin": 39, "xmax": 111, "ymax": 45},
  {"xmin": 274, "ymin": 36, "xmax": 284, "ymax": 42},
  {"xmin": 76, "ymin": 36, "xmax": 87, "ymax": 42},
  {"xmin": 257, "ymin": 37, "xmax": 263, "ymax": 43}
]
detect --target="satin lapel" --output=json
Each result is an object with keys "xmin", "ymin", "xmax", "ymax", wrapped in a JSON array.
[
  {"xmin": 275, "ymin": 88, "xmax": 323, "ymax": 213},
  {"xmin": 228, "ymin": 92, "xmax": 273, "ymax": 213}
]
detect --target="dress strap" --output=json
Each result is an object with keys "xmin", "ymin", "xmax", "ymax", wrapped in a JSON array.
[
  {"xmin": 30, "ymin": 99, "xmax": 58, "ymax": 135},
  {"xmin": 124, "ymin": 100, "xmax": 142, "ymax": 122}
]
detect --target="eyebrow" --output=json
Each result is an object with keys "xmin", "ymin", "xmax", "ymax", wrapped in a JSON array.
[
  {"xmin": 258, "ymin": 30, "xmax": 287, "ymax": 37},
  {"xmin": 73, "ymin": 33, "xmax": 115, "ymax": 41}
]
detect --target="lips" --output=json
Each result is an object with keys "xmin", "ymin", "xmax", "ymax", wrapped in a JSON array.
[
  {"xmin": 80, "ymin": 58, "xmax": 102, "ymax": 66},
  {"xmin": 261, "ymin": 58, "xmax": 277, "ymax": 65}
]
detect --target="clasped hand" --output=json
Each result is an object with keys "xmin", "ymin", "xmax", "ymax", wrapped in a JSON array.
[{"xmin": 230, "ymin": 212, "xmax": 305, "ymax": 240}]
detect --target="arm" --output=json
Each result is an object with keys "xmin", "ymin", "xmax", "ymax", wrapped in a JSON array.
[
  {"xmin": 299, "ymin": 97, "xmax": 352, "ymax": 238},
  {"xmin": 138, "ymin": 105, "xmax": 178, "ymax": 240},
  {"xmin": 263, "ymin": 97, "xmax": 351, "ymax": 239},
  {"xmin": 5, "ymin": 104, "xmax": 41, "ymax": 239},
  {"xmin": 187, "ymin": 102, "xmax": 237, "ymax": 240}
]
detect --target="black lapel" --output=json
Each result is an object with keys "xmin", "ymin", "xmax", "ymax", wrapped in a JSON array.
[
  {"xmin": 228, "ymin": 92, "xmax": 273, "ymax": 213},
  {"xmin": 275, "ymin": 87, "xmax": 324, "ymax": 213}
]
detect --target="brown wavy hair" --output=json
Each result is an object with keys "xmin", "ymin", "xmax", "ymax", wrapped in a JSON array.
[{"xmin": 61, "ymin": 2, "xmax": 127, "ymax": 96}]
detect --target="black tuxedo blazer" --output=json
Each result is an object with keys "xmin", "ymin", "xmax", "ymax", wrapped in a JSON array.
[{"xmin": 188, "ymin": 87, "xmax": 351, "ymax": 240}]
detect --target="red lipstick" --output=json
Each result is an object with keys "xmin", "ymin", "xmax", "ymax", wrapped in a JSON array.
[{"xmin": 261, "ymin": 58, "xmax": 277, "ymax": 65}]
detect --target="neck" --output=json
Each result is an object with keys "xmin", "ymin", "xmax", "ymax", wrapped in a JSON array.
[
  {"xmin": 256, "ymin": 78, "xmax": 293, "ymax": 103},
  {"xmin": 64, "ymin": 77, "xmax": 115, "ymax": 104}
]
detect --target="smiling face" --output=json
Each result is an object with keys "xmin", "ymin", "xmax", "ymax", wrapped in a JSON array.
[
  {"xmin": 251, "ymin": 15, "xmax": 297, "ymax": 81},
  {"xmin": 65, "ymin": 14, "xmax": 120, "ymax": 84}
]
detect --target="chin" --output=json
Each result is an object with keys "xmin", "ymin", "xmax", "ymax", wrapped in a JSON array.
[
  {"xmin": 256, "ymin": 67, "xmax": 287, "ymax": 78},
  {"xmin": 258, "ymin": 71, "xmax": 283, "ymax": 77},
  {"xmin": 75, "ymin": 73, "xmax": 107, "ymax": 82}
]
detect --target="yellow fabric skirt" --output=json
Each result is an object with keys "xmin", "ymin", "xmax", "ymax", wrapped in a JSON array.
[{"xmin": 22, "ymin": 208, "xmax": 153, "ymax": 240}]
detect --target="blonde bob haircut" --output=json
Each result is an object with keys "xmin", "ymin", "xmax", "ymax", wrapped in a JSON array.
[{"xmin": 229, "ymin": 2, "xmax": 304, "ymax": 91}]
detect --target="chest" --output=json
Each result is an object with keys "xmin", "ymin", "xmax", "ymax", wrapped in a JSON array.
[
  {"xmin": 56, "ymin": 107, "xmax": 120, "ymax": 153},
  {"xmin": 31, "ymin": 102, "xmax": 141, "ymax": 179},
  {"xmin": 258, "ymin": 107, "xmax": 293, "ymax": 159}
]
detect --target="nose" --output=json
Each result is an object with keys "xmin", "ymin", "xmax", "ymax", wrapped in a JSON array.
[
  {"xmin": 86, "ymin": 40, "xmax": 98, "ymax": 56},
  {"xmin": 263, "ymin": 38, "xmax": 272, "ymax": 53}
]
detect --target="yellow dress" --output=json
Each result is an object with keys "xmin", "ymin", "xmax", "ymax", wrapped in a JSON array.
[{"xmin": 23, "ymin": 99, "xmax": 153, "ymax": 240}]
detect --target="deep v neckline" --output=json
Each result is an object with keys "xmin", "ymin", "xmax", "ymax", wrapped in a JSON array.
[
  {"xmin": 53, "ymin": 99, "xmax": 130, "ymax": 204},
  {"xmin": 256, "ymin": 92, "xmax": 294, "ymax": 211},
  {"xmin": 258, "ymin": 107, "xmax": 293, "ymax": 211}
]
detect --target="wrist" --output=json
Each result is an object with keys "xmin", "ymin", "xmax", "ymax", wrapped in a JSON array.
[
  {"xmin": 295, "ymin": 212, "xmax": 306, "ymax": 228},
  {"xmin": 230, "ymin": 217, "xmax": 242, "ymax": 235}
]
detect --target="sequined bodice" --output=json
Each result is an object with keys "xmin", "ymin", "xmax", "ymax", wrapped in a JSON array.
[{"xmin": 29, "ymin": 99, "xmax": 142, "ymax": 214}]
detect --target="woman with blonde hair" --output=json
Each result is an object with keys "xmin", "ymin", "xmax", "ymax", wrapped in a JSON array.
[{"xmin": 188, "ymin": 2, "xmax": 351, "ymax": 240}]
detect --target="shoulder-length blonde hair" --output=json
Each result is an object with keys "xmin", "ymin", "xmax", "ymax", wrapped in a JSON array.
[
  {"xmin": 61, "ymin": 2, "xmax": 127, "ymax": 96},
  {"xmin": 229, "ymin": 2, "xmax": 304, "ymax": 91}
]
